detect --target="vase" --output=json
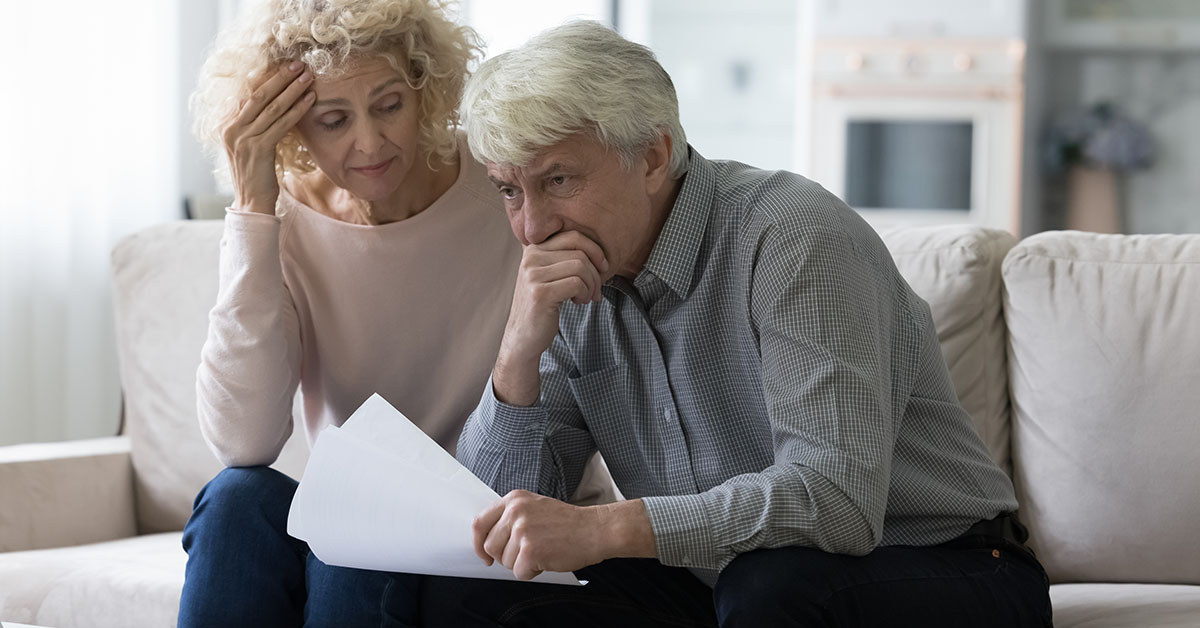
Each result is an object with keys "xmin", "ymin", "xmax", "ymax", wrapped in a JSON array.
[{"xmin": 1065, "ymin": 166, "xmax": 1122, "ymax": 233}]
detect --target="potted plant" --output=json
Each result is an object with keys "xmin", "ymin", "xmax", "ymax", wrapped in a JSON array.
[{"xmin": 1041, "ymin": 103, "xmax": 1156, "ymax": 233}]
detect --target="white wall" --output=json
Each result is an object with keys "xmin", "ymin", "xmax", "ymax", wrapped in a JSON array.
[{"xmin": 647, "ymin": 0, "xmax": 801, "ymax": 173}]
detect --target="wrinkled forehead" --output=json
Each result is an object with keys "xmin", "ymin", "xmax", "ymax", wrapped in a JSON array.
[
  {"xmin": 306, "ymin": 53, "xmax": 408, "ymax": 81},
  {"xmin": 484, "ymin": 135, "xmax": 607, "ymax": 183},
  {"xmin": 485, "ymin": 162, "xmax": 519, "ymax": 184}
]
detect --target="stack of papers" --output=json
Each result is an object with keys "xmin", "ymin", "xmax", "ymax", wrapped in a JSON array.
[{"xmin": 287, "ymin": 393, "xmax": 582, "ymax": 586}]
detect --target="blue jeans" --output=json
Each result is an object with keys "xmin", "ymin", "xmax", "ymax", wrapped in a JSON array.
[{"xmin": 178, "ymin": 466, "xmax": 419, "ymax": 628}]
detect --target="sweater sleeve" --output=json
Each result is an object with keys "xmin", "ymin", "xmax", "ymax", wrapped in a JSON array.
[{"xmin": 196, "ymin": 210, "xmax": 303, "ymax": 467}]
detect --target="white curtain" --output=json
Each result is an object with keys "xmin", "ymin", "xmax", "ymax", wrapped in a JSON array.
[{"xmin": 0, "ymin": 1, "xmax": 181, "ymax": 445}]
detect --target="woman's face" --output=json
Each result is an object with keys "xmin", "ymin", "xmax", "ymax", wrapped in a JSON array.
[{"xmin": 293, "ymin": 57, "xmax": 423, "ymax": 202}]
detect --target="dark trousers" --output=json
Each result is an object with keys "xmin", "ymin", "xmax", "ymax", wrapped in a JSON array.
[
  {"xmin": 180, "ymin": 466, "xmax": 1052, "ymax": 627},
  {"xmin": 421, "ymin": 540, "xmax": 1052, "ymax": 627}
]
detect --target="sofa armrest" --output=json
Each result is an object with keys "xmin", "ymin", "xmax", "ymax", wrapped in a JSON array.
[{"xmin": 0, "ymin": 436, "xmax": 137, "ymax": 552}]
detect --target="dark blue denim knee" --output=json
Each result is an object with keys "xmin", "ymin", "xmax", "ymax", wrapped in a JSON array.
[
  {"xmin": 178, "ymin": 466, "xmax": 421, "ymax": 628},
  {"xmin": 178, "ymin": 466, "xmax": 309, "ymax": 628}
]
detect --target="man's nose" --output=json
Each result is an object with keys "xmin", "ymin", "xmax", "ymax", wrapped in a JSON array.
[{"xmin": 521, "ymin": 197, "xmax": 560, "ymax": 245}]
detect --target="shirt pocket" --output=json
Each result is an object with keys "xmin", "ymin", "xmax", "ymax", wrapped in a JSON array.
[
  {"xmin": 567, "ymin": 362, "xmax": 629, "ymax": 422},
  {"xmin": 566, "ymin": 362, "xmax": 652, "ymax": 501}
]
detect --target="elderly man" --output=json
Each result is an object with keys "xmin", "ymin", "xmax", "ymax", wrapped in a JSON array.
[{"xmin": 423, "ymin": 21, "xmax": 1052, "ymax": 627}]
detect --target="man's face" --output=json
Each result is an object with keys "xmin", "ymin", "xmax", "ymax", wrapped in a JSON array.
[{"xmin": 485, "ymin": 133, "xmax": 664, "ymax": 282}]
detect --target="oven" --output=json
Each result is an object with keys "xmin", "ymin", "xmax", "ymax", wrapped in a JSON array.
[{"xmin": 809, "ymin": 39, "xmax": 1025, "ymax": 233}]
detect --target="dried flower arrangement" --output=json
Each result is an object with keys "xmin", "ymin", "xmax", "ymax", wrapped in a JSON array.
[{"xmin": 1041, "ymin": 102, "xmax": 1157, "ymax": 173}]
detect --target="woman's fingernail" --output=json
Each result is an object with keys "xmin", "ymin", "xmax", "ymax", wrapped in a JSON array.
[{"xmin": 288, "ymin": 61, "xmax": 303, "ymax": 72}]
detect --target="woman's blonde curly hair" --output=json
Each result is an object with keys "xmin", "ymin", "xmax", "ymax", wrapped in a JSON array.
[{"xmin": 192, "ymin": 0, "xmax": 480, "ymax": 183}]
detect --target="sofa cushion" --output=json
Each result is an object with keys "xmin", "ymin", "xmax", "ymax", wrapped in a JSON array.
[
  {"xmin": 879, "ymin": 225, "xmax": 1016, "ymax": 474},
  {"xmin": 1050, "ymin": 583, "xmax": 1200, "ymax": 628},
  {"xmin": 1004, "ymin": 231, "xmax": 1200, "ymax": 584},
  {"xmin": 0, "ymin": 532, "xmax": 185, "ymax": 628},
  {"xmin": 111, "ymin": 221, "xmax": 308, "ymax": 533}
]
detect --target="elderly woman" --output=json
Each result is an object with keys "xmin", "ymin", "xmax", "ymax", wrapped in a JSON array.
[{"xmin": 179, "ymin": 0, "xmax": 522, "ymax": 625}]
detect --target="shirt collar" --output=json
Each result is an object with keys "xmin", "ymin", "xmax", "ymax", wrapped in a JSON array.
[{"xmin": 635, "ymin": 148, "xmax": 716, "ymax": 300}]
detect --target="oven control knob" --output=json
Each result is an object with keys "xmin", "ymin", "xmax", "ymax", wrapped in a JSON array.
[
  {"xmin": 845, "ymin": 52, "xmax": 865, "ymax": 71},
  {"xmin": 954, "ymin": 53, "xmax": 974, "ymax": 72}
]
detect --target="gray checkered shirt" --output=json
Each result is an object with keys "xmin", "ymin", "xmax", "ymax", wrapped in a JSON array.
[{"xmin": 457, "ymin": 149, "xmax": 1017, "ymax": 583}]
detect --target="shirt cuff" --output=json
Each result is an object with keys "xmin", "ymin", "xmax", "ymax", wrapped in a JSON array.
[
  {"xmin": 472, "ymin": 375, "xmax": 550, "ymax": 450},
  {"xmin": 641, "ymin": 493, "xmax": 723, "ymax": 570}
]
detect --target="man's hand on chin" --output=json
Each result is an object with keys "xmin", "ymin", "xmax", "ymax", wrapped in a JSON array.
[
  {"xmin": 472, "ymin": 491, "xmax": 657, "ymax": 580},
  {"xmin": 492, "ymin": 230, "xmax": 608, "ymax": 407}
]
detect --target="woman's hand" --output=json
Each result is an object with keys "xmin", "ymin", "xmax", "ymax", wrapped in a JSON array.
[{"xmin": 223, "ymin": 61, "xmax": 315, "ymax": 215}]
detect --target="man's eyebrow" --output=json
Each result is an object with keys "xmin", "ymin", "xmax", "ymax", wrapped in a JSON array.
[
  {"xmin": 487, "ymin": 162, "xmax": 572, "ymax": 188},
  {"xmin": 313, "ymin": 78, "xmax": 407, "ymax": 109}
]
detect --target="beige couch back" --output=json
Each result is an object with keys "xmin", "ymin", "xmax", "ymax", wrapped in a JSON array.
[
  {"xmin": 111, "ymin": 221, "xmax": 308, "ymax": 533},
  {"xmin": 1003, "ymin": 231, "xmax": 1200, "ymax": 586},
  {"xmin": 108, "ymin": 221, "xmax": 1020, "ymax": 533},
  {"xmin": 878, "ymin": 226, "xmax": 1016, "ymax": 475}
]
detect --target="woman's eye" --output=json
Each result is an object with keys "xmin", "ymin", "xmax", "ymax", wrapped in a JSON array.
[
  {"xmin": 320, "ymin": 116, "xmax": 347, "ymax": 131},
  {"xmin": 378, "ymin": 96, "xmax": 402, "ymax": 113}
]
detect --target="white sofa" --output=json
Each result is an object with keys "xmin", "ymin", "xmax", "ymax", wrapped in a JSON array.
[{"xmin": 1, "ymin": 221, "xmax": 1198, "ymax": 627}]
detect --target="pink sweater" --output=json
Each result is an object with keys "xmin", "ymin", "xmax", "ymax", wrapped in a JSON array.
[{"xmin": 196, "ymin": 148, "xmax": 521, "ymax": 467}]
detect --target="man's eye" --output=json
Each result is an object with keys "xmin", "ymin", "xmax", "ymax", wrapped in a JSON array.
[
  {"xmin": 549, "ymin": 176, "xmax": 566, "ymax": 186},
  {"xmin": 500, "ymin": 187, "xmax": 519, "ymax": 199}
]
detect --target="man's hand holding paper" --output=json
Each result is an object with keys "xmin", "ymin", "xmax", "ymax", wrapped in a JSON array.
[
  {"xmin": 286, "ymin": 393, "xmax": 583, "ymax": 586},
  {"xmin": 472, "ymin": 489, "xmax": 656, "ymax": 581}
]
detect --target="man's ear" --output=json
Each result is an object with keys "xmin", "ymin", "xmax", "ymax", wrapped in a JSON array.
[{"xmin": 642, "ymin": 131, "xmax": 674, "ymax": 195}]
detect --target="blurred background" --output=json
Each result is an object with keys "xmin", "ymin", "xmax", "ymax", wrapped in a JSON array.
[{"xmin": 2, "ymin": 0, "xmax": 1198, "ymax": 446}]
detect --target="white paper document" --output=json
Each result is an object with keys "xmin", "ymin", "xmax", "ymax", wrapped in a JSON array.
[{"xmin": 287, "ymin": 393, "xmax": 583, "ymax": 586}]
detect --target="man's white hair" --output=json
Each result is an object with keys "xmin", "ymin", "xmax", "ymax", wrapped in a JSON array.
[{"xmin": 462, "ymin": 21, "xmax": 688, "ymax": 178}]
